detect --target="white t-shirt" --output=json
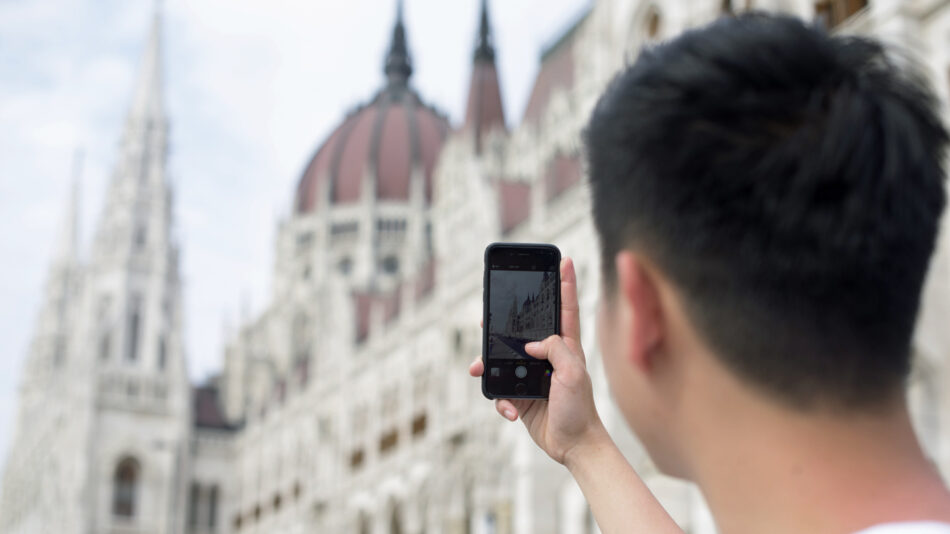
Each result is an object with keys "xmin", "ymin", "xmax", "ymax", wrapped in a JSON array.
[{"xmin": 855, "ymin": 523, "xmax": 950, "ymax": 534}]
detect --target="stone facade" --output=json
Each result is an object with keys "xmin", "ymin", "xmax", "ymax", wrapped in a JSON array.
[{"xmin": 3, "ymin": 1, "xmax": 950, "ymax": 534}]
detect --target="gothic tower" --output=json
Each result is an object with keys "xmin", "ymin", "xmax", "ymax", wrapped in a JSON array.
[
  {"xmin": 0, "ymin": 163, "xmax": 88, "ymax": 534},
  {"xmin": 80, "ymin": 8, "xmax": 191, "ymax": 533},
  {"xmin": 0, "ymin": 8, "xmax": 190, "ymax": 534}
]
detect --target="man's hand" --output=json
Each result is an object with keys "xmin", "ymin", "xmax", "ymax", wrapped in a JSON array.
[
  {"xmin": 470, "ymin": 256, "xmax": 683, "ymax": 533},
  {"xmin": 469, "ymin": 257, "xmax": 609, "ymax": 466}
]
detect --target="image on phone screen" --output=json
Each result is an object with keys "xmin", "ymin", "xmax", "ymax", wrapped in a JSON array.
[{"xmin": 487, "ymin": 270, "xmax": 557, "ymax": 360}]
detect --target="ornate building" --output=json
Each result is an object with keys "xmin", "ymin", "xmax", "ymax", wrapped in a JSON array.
[{"xmin": 3, "ymin": 1, "xmax": 950, "ymax": 533}]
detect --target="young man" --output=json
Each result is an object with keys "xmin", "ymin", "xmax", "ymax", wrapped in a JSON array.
[{"xmin": 470, "ymin": 14, "xmax": 950, "ymax": 534}]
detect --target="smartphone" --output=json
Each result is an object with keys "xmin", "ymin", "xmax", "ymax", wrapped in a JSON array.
[{"xmin": 482, "ymin": 243, "xmax": 560, "ymax": 399}]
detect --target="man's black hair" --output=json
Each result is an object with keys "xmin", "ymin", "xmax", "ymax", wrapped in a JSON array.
[{"xmin": 585, "ymin": 13, "xmax": 948, "ymax": 410}]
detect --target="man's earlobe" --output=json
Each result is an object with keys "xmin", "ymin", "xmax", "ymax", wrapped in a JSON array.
[{"xmin": 615, "ymin": 252, "xmax": 663, "ymax": 373}]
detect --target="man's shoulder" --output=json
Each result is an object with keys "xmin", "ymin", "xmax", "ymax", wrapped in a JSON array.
[{"xmin": 855, "ymin": 523, "xmax": 950, "ymax": 534}]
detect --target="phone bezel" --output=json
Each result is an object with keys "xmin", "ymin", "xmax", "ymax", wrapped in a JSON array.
[{"xmin": 481, "ymin": 242, "xmax": 561, "ymax": 400}]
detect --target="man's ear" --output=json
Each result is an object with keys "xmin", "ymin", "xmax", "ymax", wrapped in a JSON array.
[{"xmin": 615, "ymin": 252, "xmax": 663, "ymax": 372}]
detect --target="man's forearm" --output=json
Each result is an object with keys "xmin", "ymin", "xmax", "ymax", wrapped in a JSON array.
[{"xmin": 565, "ymin": 432, "xmax": 684, "ymax": 534}]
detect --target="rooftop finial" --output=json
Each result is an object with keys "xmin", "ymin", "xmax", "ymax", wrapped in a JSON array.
[
  {"xmin": 474, "ymin": 0, "xmax": 495, "ymax": 62},
  {"xmin": 129, "ymin": 5, "xmax": 164, "ymax": 121},
  {"xmin": 384, "ymin": 0, "xmax": 413, "ymax": 86}
]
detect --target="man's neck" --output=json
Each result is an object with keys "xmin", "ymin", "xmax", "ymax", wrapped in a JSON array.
[{"xmin": 689, "ymin": 393, "xmax": 950, "ymax": 534}]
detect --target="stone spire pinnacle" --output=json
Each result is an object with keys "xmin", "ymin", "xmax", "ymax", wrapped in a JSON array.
[
  {"xmin": 95, "ymin": 4, "xmax": 170, "ymax": 258},
  {"xmin": 464, "ymin": 0, "xmax": 505, "ymax": 153},
  {"xmin": 128, "ymin": 7, "xmax": 164, "ymax": 122},
  {"xmin": 474, "ymin": 0, "xmax": 495, "ymax": 62},
  {"xmin": 384, "ymin": 0, "xmax": 413, "ymax": 86}
]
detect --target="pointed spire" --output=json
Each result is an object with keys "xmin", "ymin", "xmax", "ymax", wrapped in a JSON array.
[
  {"xmin": 474, "ymin": 0, "xmax": 495, "ymax": 62},
  {"xmin": 128, "ymin": 6, "xmax": 164, "ymax": 122},
  {"xmin": 464, "ymin": 0, "xmax": 505, "ymax": 152},
  {"xmin": 93, "ymin": 5, "xmax": 172, "ymax": 259},
  {"xmin": 384, "ymin": 0, "xmax": 413, "ymax": 86}
]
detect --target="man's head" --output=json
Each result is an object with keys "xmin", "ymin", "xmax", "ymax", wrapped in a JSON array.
[{"xmin": 587, "ymin": 14, "xmax": 947, "ymax": 475}]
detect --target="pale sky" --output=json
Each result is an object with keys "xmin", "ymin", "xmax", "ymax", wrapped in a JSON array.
[{"xmin": 0, "ymin": 0, "xmax": 590, "ymax": 477}]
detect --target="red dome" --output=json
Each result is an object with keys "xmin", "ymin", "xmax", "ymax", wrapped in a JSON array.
[
  {"xmin": 295, "ymin": 3, "xmax": 450, "ymax": 214},
  {"xmin": 295, "ymin": 87, "xmax": 449, "ymax": 214}
]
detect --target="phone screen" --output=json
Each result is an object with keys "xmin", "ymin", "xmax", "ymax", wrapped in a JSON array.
[
  {"xmin": 482, "ymin": 243, "xmax": 560, "ymax": 399},
  {"xmin": 486, "ymin": 270, "xmax": 557, "ymax": 359}
]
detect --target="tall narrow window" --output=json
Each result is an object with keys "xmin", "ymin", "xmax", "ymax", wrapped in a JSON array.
[
  {"xmin": 100, "ymin": 332, "xmax": 112, "ymax": 361},
  {"xmin": 126, "ymin": 296, "xmax": 142, "ymax": 362},
  {"xmin": 292, "ymin": 312, "xmax": 310, "ymax": 362},
  {"xmin": 113, "ymin": 458, "xmax": 139, "ymax": 518},
  {"xmin": 139, "ymin": 140, "xmax": 151, "ymax": 184},
  {"xmin": 208, "ymin": 485, "xmax": 218, "ymax": 528},
  {"xmin": 464, "ymin": 484, "xmax": 473, "ymax": 534},
  {"xmin": 646, "ymin": 8, "xmax": 661, "ymax": 39},
  {"xmin": 53, "ymin": 337, "xmax": 65, "ymax": 367},
  {"xmin": 188, "ymin": 482, "xmax": 200, "ymax": 527},
  {"xmin": 390, "ymin": 504, "xmax": 403, "ymax": 534},
  {"xmin": 99, "ymin": 295, "xmax": 112, "ymax": 362},
  {"xmin": 359, "ymin": 513, "xmax": 372, "ymax": 534},
  {"xmin": 157, "ymin": 336, "xmax": 167, "ymax": 370},
  {"xmin": 134, "ymin": 225, "xmax": 147, "ymax": 250}
]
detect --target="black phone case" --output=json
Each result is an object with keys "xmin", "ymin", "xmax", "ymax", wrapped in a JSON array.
[{"xmin": 481, "ymin": 242, "xmax": 561, "ymax": 400}]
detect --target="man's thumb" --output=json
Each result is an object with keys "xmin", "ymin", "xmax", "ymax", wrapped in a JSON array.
[{"xmin": 525, "ymin": 335, "xmax": 572, "ymax": 369}]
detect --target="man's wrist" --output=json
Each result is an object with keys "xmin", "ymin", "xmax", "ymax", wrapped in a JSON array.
[{"xmin": 563, "ymin": 423, "xmax": 614, "ymax": 473}]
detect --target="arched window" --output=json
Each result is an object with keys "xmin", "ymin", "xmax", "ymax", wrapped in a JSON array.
[{"xmin": 113, "ymin": 457, "xmax": 140, "ymax": 518}]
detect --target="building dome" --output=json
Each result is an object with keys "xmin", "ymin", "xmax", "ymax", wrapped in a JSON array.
[{"xmin": 294, "ymin": 6, "xmax": 449, "ymax": 214}]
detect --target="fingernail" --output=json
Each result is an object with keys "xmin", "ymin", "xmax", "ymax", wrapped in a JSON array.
[
  {"xmin": 504, "ymin": 410, "xmax": 516, "ymax": 420},
  {"xmin": 525, "ymin": 342, "xmax": 539, "ymax": 351}
]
